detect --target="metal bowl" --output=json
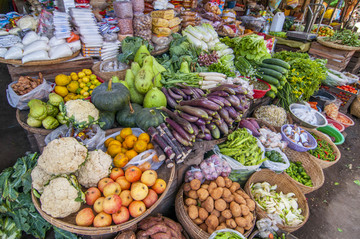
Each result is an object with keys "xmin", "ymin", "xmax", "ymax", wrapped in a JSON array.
[{"xmin": 289, "ymin": 103, "xmax": 328, "ymax": 129}]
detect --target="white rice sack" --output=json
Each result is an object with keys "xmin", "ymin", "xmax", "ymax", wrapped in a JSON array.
[
  {"xmin": 0, "ymin": 48, "xmax": 7, "ymax": 58},
  {"xmin": 9, "ymin": 27, "xmax": 21, "ymax": 35},
  {"xmin": 49, "ymin": 37, "xmax": 66, "ymax": 47},
  {"xmin": 40, "ymin": 36, "xmax": 49, "ymax": 43},
  {"xmin": 67, "ymin": 40, "xmax": 81, "ymax": 53},
  {"xmin": 4, "ymin": 47, "xmax": 23, "ymax": 60},
  {"xmin": 22, "ymin": 31, "xmax": 39, "ymax": 45},
  {"xmin": 22, "ymin": 50, "xmax": 49, "ymax": 64},
  {"xmin": 49, "ymin": 44, "xmax": 72, "ymax": 59},
  {"xmin": 0, "ymin": 30, "xmax": 9, "ymax": 36},
  {"xmin": 23, "ymin": 41, "xmax": 50, "ymax": 55},
  {"xmin": 14, "ymin": 43, "xmax": 24, "ymax": 49}
]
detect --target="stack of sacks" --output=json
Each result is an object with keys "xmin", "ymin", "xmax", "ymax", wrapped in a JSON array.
[
  {"xmin": 133, "ymin": 14, "xmax": 152, "ymax": 42},
  {"xmin": 181, "ymin": 10, "xmax": 201, "ymax": 28},
  {"xmin": 153, "ymin": 0, "xmax": 174, "ymax": 10},
  {"xmin": 151, "ymin": 10, "xmax": 181, "ymax": 46},
  {"xmin": 101, "ymin": 41, "xmax": 121, "ymax": 61},
  {"xmin": 114, "ymin": 1, "xmax": 134, "ymax": 41},
  {"xmin": 53, "ymin": 11, "xmax": 71, "ymax": 39}
]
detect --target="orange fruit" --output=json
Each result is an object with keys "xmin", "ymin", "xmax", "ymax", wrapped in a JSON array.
[
  {"xmin": 107, "ymin": 144, "xmax": 122, "ymax": 158},
  {"xmin": 121, "ymin": 148, "xmax": 127, "ymax": 154},
  {"xmin": 113, "ymin": 153, "xmax": 129, "ymax": 168},
  {"xmin": 133, "ymin": 140, "xmax": 147, "ymax": 153},
  {"xmin": 138, "ymin": 133, "xmax": 150, "ymax": 144},
  {"xmin": 125, "ymin": 149, "xmax": 138, "ymax": 160},
  {"xmin": 115, "ymin": 134, "xmax": 124, "ymax": 143},
  {"xmin": 122, "ymin": 141, "xmax": 129, "ymax": 149},
  {"xmin": 124, "ymin": 135, "xmax": 137, "ymax": 149},
  {"xmin": 104, "ymin": 138, "xmax": 115, "ymax": 148},
  {"xmin": 146, "ymin": 143, "xmax": 154, "ymax": 150},
  {"xmin": 108, "ymin": 140, "xmax": 122, "ymax": 147},
  {"xmin": 120, "ymin": 128, "xmax": 132, "ymax": 139}
]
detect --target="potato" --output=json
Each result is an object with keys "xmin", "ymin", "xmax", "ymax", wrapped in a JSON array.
[
  {"xmin": 211, "ymin": 209, "xmax": 220, "ymax": 217},
  {"xmin": 208, "ymin": 181, "xmax": 217, "ymax": 193},
  {"xmin": 220, "ymin": 222, "xmax": 226, "ymax": 227},
  {"xmin": 198, "ymin": 208, "xmax": 208, "ymax": 221},
  {"xmin": 193, "ymin": 217, "xmax": 203, "ymax": 225},
  {"xmin": 218, "ymin": 215, "xmax": 226, "ymax": 224},
  {"xmin": 244, "ymin": 224, "xmax": 253, "ymax": 230},
  {"xmin": 244, "ymin": 213, "xmax": 254, "ymax": 225},
  {"xmin": 207, "ymin": 227, "xmax": 215, "ymax": 234},
  {"xmin": 224, "ymin": 177, "xmax": 232, "ymax": 188},
  {"xmin": 215, "ymin": 176, "xmax": 225, "ymax": 187},
  {"xmin": 226, "ymin": 219, "xmax": 237, "ymax": 229},
  {"xmin": 205, "ymin": 215, "xmax": 219, "ymax": 229},
  {"xmin": 221, "ymin": 209, "xmax": 232, "ymax": 219},
  {"xmin": 240, "ymin": 205, "xmax": 250, "ymax": 216},
  {"xmin": 190, "ymin": 179, "xmax": 201, "ymax": 190},
  {"xmin": 185, "ymin": 198, "xmax": 197, "ymax": 206},
  {"xmin": 216, "ymin": 224, "xmax": 227, "ymax": 230},
  {"xmin": 202, "ymin": 196, "xmax": 214, "ymax": 213},
  {"xmin": 222, "ymin": 188, "xmax": 232, "ymax": 198},
  {"xmin": 230, "ymin": 201, "xmax": 242, "ymax": 217},
  {"xmin": 201, "ymin": 184, "xmax": 209, "ymax": 190},
  {"xmin": 188, "ymin": 205, "xmax": 199, "ymax": 220},
  {"xmin": 235, "ymin": 217, "xmax": 247, "ymax": 228},
  {"xmin": 229, "ymin": 182, "xmax": 240, "ymax": 193},
  {"xmin": 236, "ymin": 190, "xmax": 250, "ymax": 199},
  {"xmin": 210, "ymin": 187, "xmax": 223, "ymax": 200},
  {"xmin": 246, "ymin": 198, "xmax": 255, "ymax": 211},
  {"xmin": 223, "ymin": 194, "xmax": 234, "ymax": 203},
  {"xmin": 234, "ymin": 193, "xmax": 246, "ymax": 205},
  {"xmin": 199, "ymin": 223, "xmax": 207, "ymax": 232},
  {"xmin": 214, "ymin": 199, "xmax": 227, "ymax": 211},
  {"xmin": 197, "ymin": 188, "xmax": 209, "ymax": 201},
  {"xmin": 235, "ymin": 227, "xmax": 245, "ymax": 235},
  {"xmin": 183, "ymin": 183, "xmax": 191, "ymax": 192},
  {"xmin": 188, "ymin": 190, "xmax": 198, "ymax": 199}
]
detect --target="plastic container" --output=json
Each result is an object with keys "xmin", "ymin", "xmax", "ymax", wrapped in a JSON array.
[
  {"xmin": 227, "ymin": 1, "xmax": 236, "ymax": 8},
  {"xmin": 281, "ymin": 124, "xmax": 317, "ymax": 152},
  {"xmin": 270, "ymin": 12, "xmax": 285, "ymax": 32},
  {"xmin": 309, "ymin": 89, "xmax": 336, "ymax": 111},
  {"xmin": 326, "ymin": 112, "xmax": 355, "ymax": 128},
  {"xmin": 326, "ymin": 118, "xmax": 345, "ymax": 132},
  {"xmin": 252, "ymin": 79, "xmax": 271, "ymax": 99},
  {"xmin": 317, "ymin": 125, "xmax": 345, "ymax": 145}
]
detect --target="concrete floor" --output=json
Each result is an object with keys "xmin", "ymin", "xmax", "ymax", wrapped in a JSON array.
[{"xmin": 0, "ymin": 63, "xmax": 359, "ymax": 239}]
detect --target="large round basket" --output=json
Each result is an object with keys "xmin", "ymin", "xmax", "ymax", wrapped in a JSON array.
[
  {"xmin": 283, "ymin": 147, "xmax": 325, "ymax": 194},
  {"xmin": 244, "ymin": 169, "xmax": 309, "ymax": 233},
  {"xmin": 246, "ymin": 118, "xmax": 277, "ymax": 132},
  {"xmin": 92, "ymin": 62, "xmax": 128, "ymax": 81},
  {"xmin": 317, "ymin": 37, "xmax": 360, "ymax": 51},
  {"xmin": 302, "ymin": 128, "xmax": 341, "ymax": 169},
  {"xmin": 0, "ymin": 50, "xmax": 80, "ymax": 66},
  {"xmin": 350, "ymin": 96, "xmax": 360, "ymax": 118},
  {"xmin": 252, "ymin": 105, "xmax": 293, "ymax": 132},
  {"xmin": 175, "ymin": 184, "xmax": 256, "ymax": 239},
  {"xmin": 32, "ymin": 163, "xmax": 175, "ymax": 236},
  {"xmin": 16, "ymin": 109, "xmax": 53, "ymax": 135}
]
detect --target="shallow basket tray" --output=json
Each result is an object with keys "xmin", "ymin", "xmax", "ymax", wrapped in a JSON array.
[
  {"xmin": 175, "ymin": 183, "xmax": 256, "ymax": 239},
  {"xmin": 244, "ymin": 169, "xmax": 309, "ymax": 233},
  {"xmin": 283, "ymin": 147, "xmax": 325, "ymax": 194},
  {"xmin": 32, "ymin": 163, "xmax": 175, "ymax": 236},
  {"xmin": 92, "ymin": 61, "xmax": 127, "ymax": 82},
  {"xmin": 302, "ymin": 127, "xmax": 341, "ymax": 169},
  {"xmin": 16, "ymin": 109, "xmax": 53, "ymax": 136},
  {"xmin": 317, "ymin": 37, "xmax": 360, "ymax": 51}
]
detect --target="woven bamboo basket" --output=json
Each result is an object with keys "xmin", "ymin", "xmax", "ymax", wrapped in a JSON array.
[
  {"xmin": 32, "ymin": 163, "xmax": 175, "ymax": 235},
  {"xmin": 248, "ymin": 230, "xmax": 299, "ymax": 239},
  {"xmin": 283, "ymin": 147, "xmax": 325, "ymax": 194},
  {"xmin": 246, "ymin": 118, "xmax": 277, "ymax": 132},
  {"xmin": 252, "ymin": 105, "xmax": 293, "ymax": 132},
  {"xmin": 0, "ymin": 50, "xmax": 80, "ymax": 66},
  {"xmin": 16, "ymin": 109, "xmax": 54, "ymax": 136},
  {"xmin": 175, "ymin": 184, "xmax": 256, "ymax": 239},
  {"xmin": 92, "ymin": 62, "xmax": 128, "ymax": 81},
  {"xmin": 350, "ymin": 96, "xmax": 360, "ymax": 118},
  {"xmin": 302, "ymin": 127, "xmax": 341, "ymax": 169},
  {"xmin": 244, "ymin": 169, "xmax": 309, "ymax": 233},
  {"xmin": 317, "ymin": 37, "xmax": 360, "ymax": 51}
]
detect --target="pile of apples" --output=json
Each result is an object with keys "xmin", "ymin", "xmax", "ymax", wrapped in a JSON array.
[{"xmin": 75, "ymin": 166, "xmax": 167, "ymax": 227}]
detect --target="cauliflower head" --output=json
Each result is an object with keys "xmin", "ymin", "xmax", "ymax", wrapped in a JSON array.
[
  {"xmin": 40, "ymin": 177, "xmax": 82, "ymax": 218},
  {"xmin": 37, "ymin": 137, "xmax": 88, "ymax": 175},
  {"xmin": 31, "ymin": 165, "xmax": 51, "ymax": 193},
  {"xmin": 77, "ymin": 150, "xmax": 112, "ymax": 188},
  {"xmin": 64, "ymin": 99, "xmax": 99, "ymax": 126}
]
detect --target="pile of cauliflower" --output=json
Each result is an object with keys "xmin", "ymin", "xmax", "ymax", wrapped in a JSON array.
[
  {"xmin": 31, "ymin": 137, "xmax": 112, "ymax": 218},
  {"xmin": 59, "ymin": 99, "xmax": 100, "ymax": 128}
]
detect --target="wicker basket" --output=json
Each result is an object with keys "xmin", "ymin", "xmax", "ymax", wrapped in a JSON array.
[
  {"xmin": 92, "ymin": 62, "xmax": 128, "ymax": 82},
  {"xmin": 32, "ymin": 163, "xmax": 175, "ymax": 235},
  {"xmin": 317, "ymin": 37, "xmax": 360, "ymax": 51},
  {"xmin": 175, "ymin": 184, "xmax": 256, "ymax": 239},
  {"xmin": 302, "ymin": 128, "xmax": 341, "ymax": 169},
  {"xmin": 350, "ymin": 96, "xmax": 360, "ymax": 118},
  {"xmin": 283, "ymin": 147, "xmax": 325, "ymax": 194},
  {"xmin": 16, "ymin": 109, "xmax": 53, "ymax": 136},
  {"xmin": 244, "ymin": 169, "xmax": 309, "ymax": 233},
  {"xmin": 246, "ymin": 118, "xmax": 277, "ymax": 132}
]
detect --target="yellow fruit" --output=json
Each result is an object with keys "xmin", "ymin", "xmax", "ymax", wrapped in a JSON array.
[
  {"xmin": 138, "ymin": 133, "xmax": 150, "ymax": 144},
  {"xmin": 82, "ymin": 77, "xmax": 90, "ymax": 83},
  {"xmin": 125, "ymin": 149, "xmax": 138, "ymax": 160},
  {"xmin": 79, "ymin": 82, "xmax": 86, "ymax": 88},
  {"xmin": 89, "ymin": 90, "xmax": 93, "ymax": 95},
  {"xmin": 124, "ymin": 135, "xmax": 137, "ymax": 149},
  {"xmin": 96, "ymin": 82, "xmax": 101, "ymax": 86},
  {"xmin": 86, "ymin": 82, "xmax": 92, "ymax": 87},
  {"xmin": 71, "ymin": 74, "xmax": 79, "ymax": 81},
  {"xmin": 107, "ymin": 145, "xmax": 122, "ymax": 158},
  {"xmin": 108, "ymin": 140, "xmax": 122, "ymax": 147},
  {"xmin": 83, "ymin": 86, "xmax": 89, "ymax": 92},
  {"xmin": 113, "ymin": 153, "xmax": 129, "ymax": 168},
  {"xmin": 80, "ymin": 89, "xmax": 86, "ymax": 95},
  {"xmin": 78, "ymin": 72, "xmax": 86, "ymax": 78},
  {"xmin": 115, "ymin": 135, "xmax": 124, "ymax": 143},
  {"xmin": 93, "ymin": 79, "xmax": 100, "ymax": 84},
  {"xmin": 90, "ymin": 74, "xmax": 97, "ymax": 80},
  {"xmin": 146, "ymin": 143, "xmax": 154, "ymax": 150},
  {"xmin": 54, "ymin": 86, "xmax": 68, "ymax": 97},
  {"xmin": 83, "ymin": 69, "xmax": 92, "ymax": 75},
  {"xmin": 55, "ymin": 74, "xmax": 71, "ymax": 86},
  {"xmin": 122, "ymin": 141, "xmax": 129, "ymax": 149},
  {"xmin": 78, "ymin": 78, "xmax": 83, "ymax": 83},
  {"xmin": 104, "ymin": 138, "xmax": 115, "ymax": 148},
  {"xmin": 67, "ymin": 81, "xmax": 79, "ymax": 93},
  {"xmin": 90, "ymin": 85, "xmax": 96, "ymax": 89},
  {"xmin": 121, "ymin": 148, "xmax": 127, "ymax": 154},
  {"xmin": 83, "ymin": 92, "xmax": 90, "ymax": 97},
  {"xmin": 133, "ymin": 140, "xmax": 147, "ymax": 153},
  {"xmin": 120, "ymin": 128, "xmax": 133, "ymax": 139}
]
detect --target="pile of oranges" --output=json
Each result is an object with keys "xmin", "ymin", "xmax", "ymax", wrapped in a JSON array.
[{"xmin": 105, "ymin": 128, "xmax": 154, "ymax": 168}]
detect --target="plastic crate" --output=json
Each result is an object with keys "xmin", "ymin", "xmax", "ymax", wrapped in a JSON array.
[{"xmin": 321, "ymin": 85, "xmax": 358, "ymax": 113}]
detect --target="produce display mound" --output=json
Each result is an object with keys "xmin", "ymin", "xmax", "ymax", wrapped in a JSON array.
[
  {"xmin": 16, "ymin": 109, "xmax": 54, "ymax": 136},
  {"xmin": 283, "ymin": 147, "xmax": 325, "ymax": 194},
  {"xmin": 303, "ymin": 128, "xmax": 341, "ymax": 169},
  {"xmin": 175, "ymin": 184, "xmax": 256, "ymax": 239},
  {"xmin": 244, "ymin": 169, "xmax": 309, "ymax": 233},
  {"xmin": 31, "ymin": 163, "xmax": 175, "ymax": 236},
  {"xmin": 0, "ymin": 50, "xmax": 80, "ymax": 66},
  {"xmin": 317, "ymin": 37, "xmax": 360, "ymax": 51}
]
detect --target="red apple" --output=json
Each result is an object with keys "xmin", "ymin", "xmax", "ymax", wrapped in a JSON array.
[
  {"xmin": 142, "ymin": 189, "xmax": 158, "ymax": 208},
  {"xmin": 125, "ymin": 166, "xmax": 142, "ymax": 183},
  {"xmin": 94, "ymin": 197, "xmax": 105, "ymax": 213},
  {"xmin": 110, "ymin": 168, "xmax": 124, "ymax": 181},
  {"xmin": 129, "ymin": 201, "xmax": 146, "ymax": 218},
  {"xmin": 112, "ymin": 206, "xmax": 130, "ymax": 224},
  {"xmin": 85, "ymin": 187, "xmax": 101, "ymax": 206},
  {"xmin": 119, "ymin": 190, "xmax": 133, "ymax": 207},
  {"xmin": 98, "ymin": 178, "xmax": 114, "ymax": 192},
  {"xmin": 141, "ymin": 170, "xmax": 158, "ymax": 187},
  {"xmin": 103, "ymin": 194, "xmax": 122, "ymax": 214},
  {"xmin": 130, "ymin": 182, "xmax": 148, "ymax": 201},
  {"xmin": 93, "ymin": 212, "xmax": 112, "ymax": 227},
  {"xmin": 116, "ymin": 176, "xmax": 131, "ymax": 190},
  {"xmin": 152, "ymin": 178, "xmax": 167, "ymax": 194},
  {"xmin": 103, "ymin": 182, "xmax": 121, "ymax": 197},
  {"xmin": 75, "ymin": 208, "xmax": 94, "ymax": 226}
]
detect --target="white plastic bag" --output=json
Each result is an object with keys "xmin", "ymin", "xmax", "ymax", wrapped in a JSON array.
[
  {"xmin": 67, "ymin": 40, "xmax": 81, "ymax": 52},
  {"xmin": 49, "ymin": 43, "xmax": 72, "ymax": 59},
  {"xmin": 124, "ymin": 149, "xmax": 164, "ymax": 170},
  {"xmin": 6, "ymin": 79, "xmax": 54, "ymax": 110},
  {"xmin": 4, "ymin": 46, "xmax": 22, "ymax": 59},
  {"xmin": 44, "ymin": 124, "xmax": 105, "ymax": 150},
  {"xmin": 96, "ymin": 128, "xmax": 145, "ymax": 152},
  {"xmin": 262, "ymin": 148, "xmax": 290, "ymax": 173},
  {"xmin": 14, "ymin": 43, "xmax": 24, "ymax": 49},
  {"xmin": 49, "ymin": 36, "xmax": 66, "ymax": 47},
  {"xmin": 23, "ymin": 40, "xmax": 50, "ymax": 55},
  {"xmin": 22, "ymin": 31, "xmax": 39, "ymax": 45},
  {"xmin": 0, "ymin": 48, "xmax": 7, "ymax": 57},
  {"xmin": 22, "ymin": 50, "xmax": 50, "ymax": 64}
]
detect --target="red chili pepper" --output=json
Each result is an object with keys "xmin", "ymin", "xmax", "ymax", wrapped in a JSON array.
[
  {"xmin": 324, "ymin": 151, "xmax": 328, "ymax": 155},
  {"xmin": 318, "ymin": 154, "xmax": 320, "ymax": 158}
]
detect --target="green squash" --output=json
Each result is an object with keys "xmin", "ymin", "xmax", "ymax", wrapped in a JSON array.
[
  {"xmin": 99, "ymin": 111, "xmax": 116, "ymax": 130},
  {"xmin": 91, "ymin": 80, "xmax": 130, "ymax": 112},
  {"xmin": 116, "ymin": 102, "xmax": 143, "ymax": 128},
  {"xmin": 135, "ymin": 107, "xmax": 164, "ymax": 131}
]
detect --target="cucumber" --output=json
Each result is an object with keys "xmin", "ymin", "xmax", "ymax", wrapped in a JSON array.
[
  {"xmin": 277, "ymin": 85, "xmax": 283, "ymax": 90},
  {"xmin": 257, "ymin": 73, "xmax": 279, "ymax": 86},
  {"xmin": 260, "ymin": 63, "xmax": 288, "ymax": 74},
  {"xmin": 280, "ymin": 80, "xmax": 286, "ymax": 86},
  {"xmin": 259, "ymin": 68, "xmax": 283, "ymax": 80},
  {"xmin": 263, "ymin": 58, "xmax": 291, "ymax": 70},
  {"xmin": 270, "ymin": 84, "xmax": 278, "ymax": 94},
  {"xmin": 266, "ymin": 91, "xmax": 276, "ymax": 99}
]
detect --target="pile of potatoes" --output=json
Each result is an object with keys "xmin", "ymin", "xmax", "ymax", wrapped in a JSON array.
[{"xmin": 183, "ymin": 176, "xmax": 255, "ymax": 235}]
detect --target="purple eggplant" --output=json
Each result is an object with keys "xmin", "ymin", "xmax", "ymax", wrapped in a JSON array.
[
  {"xmin": 197, "ymin": 132, "xmax": 205, "ymax": 139},
  {"xmin": 194, "ymin": 88, "xmax": 205, "ymax": 96},
  {"xmin": 197, "ymin": 107, "xmax": 216, "ymax": 116},
  {"xmin": 162, "ymin": 88, "xmax": 178, "ymax": 108},
  {"xmin": 215, "ymin": 119, "xmax": 229, "ymax": 135},
  {"xmin": 206, "ymin": 123, "xmax": 216, "ymax": 131},
  {"xmin": 179, "ymin": 98, "xmax": 221, "ymax": 111},
  {"xmin": 190, "ymin": 123, "xmax": 199, "ymax": 135},
  {"xmin": 236, "ymin": 94, "xmax": 247, "ymax": 102},
  {"xmin": 178, "ymin": 111, "xmax": 198, "ymax": 122},
  {"xmin": 167, "ymin": 88, "xmax": 183, "ymax": 100},
  {"xmin": 219, "ymin": 108, "xmax": 232, "ymax": 124},
  {"xmin": 196, "ymin": 118, "xmax": 206, "ymax": 126},
  {"xmin": 171, "ymin": 87, "xmax": 187, "ymax": 98},
  {"xmin": 209, "ymin": 86, "xmax": 235, "ymax": 95},
  {"xmin": 203, "ymin": 133, "xmax": 212, "ymax": 141},
  {"xmin": 165, "ymin": 118, "xmax": 193, "ymax": 141},
  {"xmin": 181, "ymin": 88, "xmax": 193, "ymax": 96},
  {"xmin": 239, "ymin": 119, "xmax": 260, "ymax": 137},
  {"xmin": 199, "ymin": 125, "xmax": 206, "ymax": 134},
  {"xmin": 172, "ymin": 129, "xmax": 192, "ymax": 147},
  {"xmin": 225, "ymin": 106, "xmax": 238, "ymax": 119},
  {"xmin": 226, "ymin": 95, "xmax": 240, "ymax": 107},
  {"xmin": 207, "ymin": 91, "xmax": 229, "ymax": 97},
  {"xmin": 211, "ymin": 125, "xmax": 221, "ymax": 139},
  {"xmin": 191, "ymin": 88, "xmax": 202, "ymax": 98},
  {"xmin": 161, "ymin": 107, "xmax": 194, "ymax": 134},
  {"xmin": 248, "ymin": 119, "xmax": 260, "ymax": 130},
  {"xmin": 233, "ymin": 104, "xmax": 245, "ymax": 113},
  {"xmin": 176, "ymin": 105, "xmax": 209, "ymax": 119},
  {"xmin": 209, "ymin": 96, "xmax": 231, "ymax": 107},
  {"xmin": 204, "ymin": 128, "xmax": 210, "ymax": 134},
  {"xmin": 207, "ymin": 96, "xmax": 224, "ymax": 107},
  {"xmin": 212, "ymin": 112, "xmax": 221, "ymax": 120}
]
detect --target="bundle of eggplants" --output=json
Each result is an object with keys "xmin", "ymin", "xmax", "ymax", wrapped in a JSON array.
[{"xmin": 160, "ymin": 84, "xmax": 252, "ymax": 146}]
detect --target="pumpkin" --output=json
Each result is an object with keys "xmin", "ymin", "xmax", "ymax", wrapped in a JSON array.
[
  {"xmin": 116, "ymin": 102, "xmax": 143, "ymax": 128},
  {"xmin": 135, "ymin": 107, "xmax": 164, "ymax": 131},
  {"xmin": 91, "ymin": 79, "xmax": 130, "ymax": 112},
  {"xmin": 99, "ymin": 111, "xmax": 116, "ymax": 130}
]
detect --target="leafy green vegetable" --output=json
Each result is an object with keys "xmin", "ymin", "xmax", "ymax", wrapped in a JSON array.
[
  {"xmin": 118, "ymin": 37, "xmax": 154, "ymax": 64},
  {"xmin": 214, "ymin": 231, "xmax": 244, "ymax": 239},
  {"xmin": 208, "ymin": 62, "xmax": 235, "ymax": 77},
  {"xmin": 0, "ymin": 216, "xmax": 21, "ymax": 239},
  {"xmin": 161, "ymin": 72, "xmax": 203, "ymax": 88},
  {"xmin": 354, "ymin": 180, "xmax": 360, "ymax": 186},
  {"xmin": 272, "ymin": 51, "xmax": 310, "ymax": 62},
  {"xmin": 326, "ymin": 29, "xmax": 360, "ymax": 47}
]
